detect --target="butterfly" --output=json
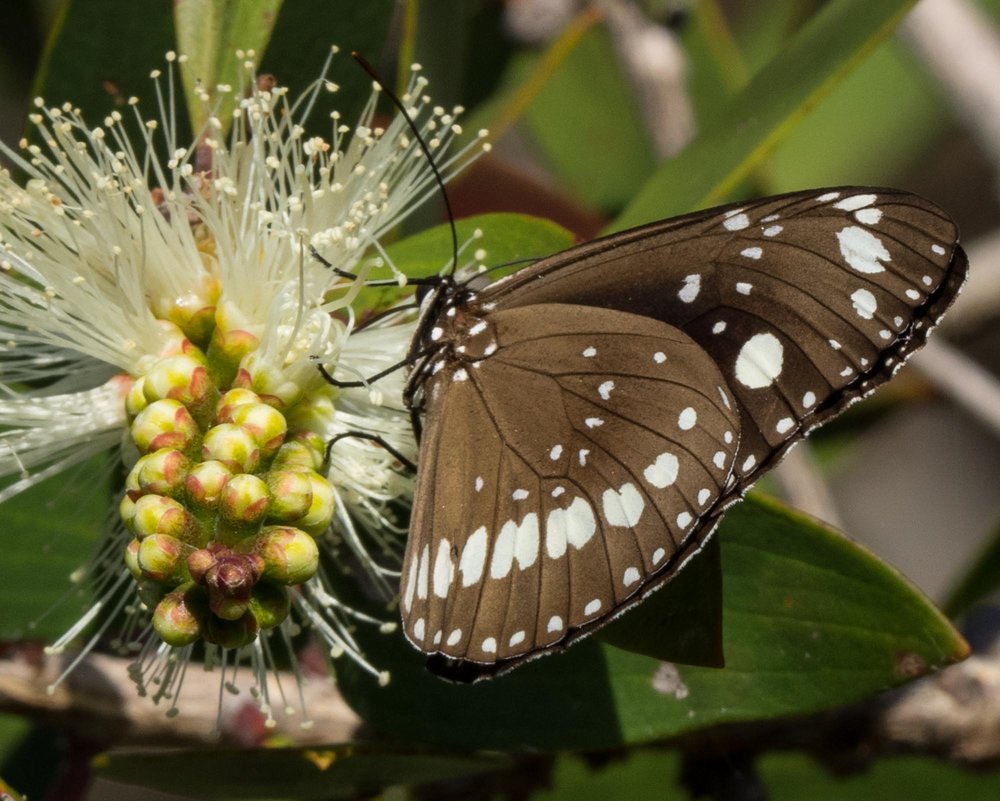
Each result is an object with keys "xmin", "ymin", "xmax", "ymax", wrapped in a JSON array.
[{"xmin": 382, "ymin": 187, "xmax": 967, "ymax": 681}]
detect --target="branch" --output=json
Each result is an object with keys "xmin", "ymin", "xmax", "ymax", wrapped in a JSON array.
[{"xmin": 0, "ymin": 645, "xmax": 361, "ymax": 747}]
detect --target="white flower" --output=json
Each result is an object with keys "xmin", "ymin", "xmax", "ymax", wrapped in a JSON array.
[{"xmin": 0, "ymin": 48, "xmax": 486, "ymax": 728}]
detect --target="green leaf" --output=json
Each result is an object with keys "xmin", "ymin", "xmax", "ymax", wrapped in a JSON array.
[
  {"xmin": 521, "ymin": 23, "xmax": 657, "ymax": 213},
  {"xmin": 94, "ymin": 743, "xmax": 508, "ymax": 801},
  {"xmin": 352, "ymin": 213, "xmax": 576, "ymax": 313},
  {"xmin": 337, "ymin": 495, "xmax": 966, "ymax": 750},
  {"xmin": 943, "ymin": 515, "xmax": 1000, "ymax": 617},
  {"xmin": 32, "ymin": 0, "xmax": 178, "ymax": 127},
  {"xmin": 761, "ymin": 752, "xmax": 1000, "ymax": 801},
  {"xmin": 174, "ymin": 0, "xmax": 283, "ymax": 136},
  {"xmin": 612, "ymin": 0, "xmax": 918, "ymax": 231},
  {"xmin": 0, "ymin": 454, "xmax": 112, "ymax": 640},
  {"xmin": 599, "ymin": 533, "xmax": 724, "ymax": 668}
]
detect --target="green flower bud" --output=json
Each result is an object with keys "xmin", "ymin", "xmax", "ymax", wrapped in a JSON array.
[
  {"xmin": 286, "ymin": 392, "xmax": 336, "ymax": 436},
  {"xmin": 248, "ymin": 582, "xmax": 290, "ymax": 630},
  {"xmin": 271, "ymin": 437, "xmax": 324, "ymax": 471},
  {"xmin": 131, "ymin": 399, "xmax": 200, "ymax": 455},
  {"xmin": 207, "ymin": 325, "xmax": 259, "ymax": 389},
  {"xmin": 204, "ymin": 609, "xmax": 259, "ymax": 649},
  {"xmin": 143, "ymin": 354, "xmax": 218, "ymax": 426},
  {"xmin": 125, "ymin": 376, "xmax": 149, "ymax": 420},
  {"xmin": 265, "ymin": 469, "xmax": 313, "ymax": 522},
  {"xmin": 138, "ymin": 448, "xmax": 190, "ymax": 498},
  {"xmin": 293, "ymin": 471, "xmax": 336, "ymax": 535},
  {"xmin": 152, "ymin": 585, "xmax": 207, "ymax": 647},
  {"xmin": 219, "ymin": 473, "xmax": 271, "ymax": 526},
  {"xmin": 201, "ymin": 423, "xmax": 260, "ymax": 474},
  {"xmin": 216, "ymin": 388, "xmax": 261, "ymax": 422},
  {"xmin": 228, "ymin": 402, "xmax": 287, "ymax": 458},
  {"xmin": 119, "ymin": 493, "xmax": 137, "ymax": 531},
  {"xmin": 136, "ymin": 577, "xmax": 168, "ymax": 610},
  {"xmin": 137, "ymin": 534, "xmax": 189, "ymax": 582},
  {"xmin": 124, "ymin": 538, "xmax": 142, "ymax": 579},
  {"xmin": 131, "ymin": 494, "xmax": 199, "ymax": 542},
  {"xmin": 237, "ymin": 526, "xmax": 319, "ymax": 585},
  {"xmin": 185, "ymin": 460, "xmax": 232, "ymax": 509}
]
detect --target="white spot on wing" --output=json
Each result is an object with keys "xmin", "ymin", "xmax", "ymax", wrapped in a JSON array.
[
  {"xmin": 584, "ymin": 598, "xmax": 602, "ymax": 616},
  {"xmin": 598, "ymin": 380, "xmax": 615, "ymax": 400},
  {"xmin": 624, "ymin": 566, "xmax": 641, "ymax": 586},
  {"xmin": 851, "ymin": 288, "xmax": 877, "ymax": 319},
  {"xmin": 741, "ymin": 246, "xmax": 763, "ymax": 260},
  {"xmin": 453, "ymin": 368, "xmax": 468, "ymax": 382},
  {"xmin": 475, "ymin": 476, "xmax": 484, "ymax": 492},
  {"xmin": 547, "ymin": 615, "xmax": 563, "ymax": 633},
  {"xmin": 713, "ymin": 451, "xmax": 726, "ymax": 469},
  {"xmin": 447, "ymin": 629, "xmax": 462, "ymax": 646},
  {"xmin": 414, "ymin": 618, "xmax": 425, "ymax": 640},
  {"xmin": 735, "ymin": 332, "xmax": 784, "ymax": 389},
  {"xmin": 931, "ymin": 244, "xmax": 946, "ymax": 255},
  {"xmin": 403, "ymin": 557, "xmax": 418, "ymax": 612},
  {"xmin": 834, "ymin": 193, "xmax": 876, "ymax": 211},
  {"xmin": 855, "ymin": 207, "xmax": 882, "ymax": 225},
  {"xmin": 677, "ymin": 511, "xmax": 692, "ymax": 529},
  {"xmin": 724, "ymin": 213, "xmax": 750, "ymax": 231},
  {"xmin": 644, "ymin": 452, "xmax": 679, "ymax": 488},
  {"xmin": 579, "ymin": 449, "xmax": 589, "ymax": 466},
  {"xmin": 817, "ymin": 191, "xmax": 841, "ymax": 202},
  {"xmin": 837, "ymin": 226, "xmax": 890, "ymax": 274},
  {"xmin": 654, "ymin": 351, "xmax": 667, "ymax": 364},
  {"xmin": 482, "ymin": 637, "xmax": 497, "ymax": 654},
  {"xmin": 509, "ymin": 630, "xmax": 526, "ymax": 647},
  {"xmin": 698, "ymin": 488, "xmax": 711, "ymax": 505},
  {"xmin": 582, "ymin": 346, "xmax": 597, "ymax": 358},
  {"xmin": 679, "ymin": 273, "xmax": 701, "ymax": 303},
  {"xmin": 512, "ymin": 488, "xmax": 529, "ymax": 500},
  {"xmin": 803, "ymin": 391, "xmax": 816, "ymax": 408},
  {"xmin": 547, "ymin": 497, "xmax": 596, "ymax": 555},
  {"xmin": 433, "ymin": 539, "xmax": 454, "ymax": 598},
  {"xmin": 763, "ymin": 224, "xmax": 783, "ymax": 237},
  {"xmin": 678, "ymin": 407, "xmax": 697, "ymax": 430},
  {"xmin": 712, "ymin": 321, "xmax": 727, "ymax": 334},
  {"xmin": 585, "ymin": 417, "xmax": 604, "ymax": 428},
  {"xmin": 736, "ymin": 282, "xmax": 752, "ymax": 295},
  {"xmin": 742, "ymin": 455, "xmax": 757, "ymax": 472},
  {"xmin": 652, "ymin": 547, "xmax": 666, "ymax": 565},
  {"xmin": 459, "ymin": 527, "xmax": 488, "ymax": 587},
  {"xmin": 906, "ymin": 289, "xmax": 920, "ymax": 300},
  {"xmin": 776, "ymin": 417, "xmax": 794, "ymax": 434},
  {"xmin": 602, "ymin": 483, "xmax": 645, "ymax": 527},
  {"xmin": 549, "ymin": 444, "xmax": 563, "ymax": 460}
]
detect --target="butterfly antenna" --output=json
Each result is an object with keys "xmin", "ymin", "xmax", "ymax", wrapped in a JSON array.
[{"xmin": 353, "ymin": 52, "xmax": 459, "ymax": 279}]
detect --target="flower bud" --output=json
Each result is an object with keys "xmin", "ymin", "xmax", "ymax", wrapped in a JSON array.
[
  {"xmin": 131, "ymin": 494, "xmax": 200, "ymax": 542},
  {"xmin": 124, "ymin": 538, "xmax": 142, "ymax": 579},
  {"xmin": 143, "ymin": 354, "xmax": 218, "ymax": 426},
  {"xmin": 271, "ymin": 436, "xmax": 324, "ymax": 471},
  {"xmin": 293, "ymin": 471, "xmax": 335, "ymax": 535},
  {"xmin": 207, "ymin": 324, "xmax": 259, "ymax": 388},
  {"xmin": 265, "ymin": 470, "xmax": 313, "ymax": 522},
  {"xmin": 219, "ymin": 473, "xmax": 271, "ymax": 526},
  {"xmin": 237, "ymin": 526, "xmax": 319, "ymax": 585},
  {"xmin": 204, "ymin": 609, "xmax": 259, "ymax": 649},
  {"xmin": 119, "ymin": 493, "xmax": 138, "ymax": 531},
  {"xmin": 138, "ymin": 448, "xmax": 190, "ymax": 498},
  {"xmin": 125, "ymin": 376, "xmax": 149, "ymax": 420},
  {"xmin": 131, "ymin": 399, "xmax": 200, "ymax": 455},
  {"xmin": 153, "ymin": 585, "xmax": 207, "ymax": 647},
  {"xmin": 185, "ymin": 459, "xmax": 232, "ymax": 509},
  {"xmin": 216, "ymin": 388, "xmax": 261, "ymax": 422},
  {"xmin": 201, "ymin": 423, "xmax": 260, "ymax": 473},
  {"xmin": 137, "ymin": 534, "xmax": 188, "ymax": 582},
  {"xmin": 202, "ymin": 552, "xmax": 262, "ymax": 620},
  {"xmin": 248, "ymin": 582, "xmax": 290, "ymax": 630},
  {"xmin": 228, "ymin": 402, "xmax": 287, "ymax": 457}
]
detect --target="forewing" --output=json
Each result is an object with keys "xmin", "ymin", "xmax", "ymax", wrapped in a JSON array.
[
  {"xmin": 487, "ymin": 188, "xmax": 967, "ymax": 489},
  {"xmin": 400, "ymin": 304, "xmax": 741, "ymax": 673}
]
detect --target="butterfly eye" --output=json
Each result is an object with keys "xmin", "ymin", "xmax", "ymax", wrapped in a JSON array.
[{"xmin": 399, "ymin": 187, "xmax": 967, "ymax": 679}]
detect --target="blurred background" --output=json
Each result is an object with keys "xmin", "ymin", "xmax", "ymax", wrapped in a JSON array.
[{"xmin": 2, "ymin": 0, "xmax": 1000, "ymax": 798}]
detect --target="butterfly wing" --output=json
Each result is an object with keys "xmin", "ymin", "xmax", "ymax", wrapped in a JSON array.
[
  {"xmin": 401, "ymin": 304, "xmax": 741, "ymax": 673},
  {"xmin": 485, "ymin": 188, "xmax": 967, "ymax": 489}
]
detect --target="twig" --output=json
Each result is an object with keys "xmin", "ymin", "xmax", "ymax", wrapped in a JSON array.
[
  {"xmin": 0, "ymin": 647, "xmax": 361, "ymax": 746},
  {"xmin": 910, "ymin": 338, "xmax": 1000, "ymax": 437}
]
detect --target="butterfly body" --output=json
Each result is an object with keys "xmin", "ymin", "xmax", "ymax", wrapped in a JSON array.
[{"xmin": 397, "ymin": 187, "xmax": 967, "ymax": 680}]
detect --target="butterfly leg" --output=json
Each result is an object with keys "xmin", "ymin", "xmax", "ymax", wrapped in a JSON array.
[{"xmin": 324, "ymin": 431, "xmax": 417, "ymax": 473}]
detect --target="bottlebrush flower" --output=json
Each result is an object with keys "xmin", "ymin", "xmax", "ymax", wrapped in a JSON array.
[{"xmin": 0, "ymin": 47, "xmax": 487, "ymax": 728}]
